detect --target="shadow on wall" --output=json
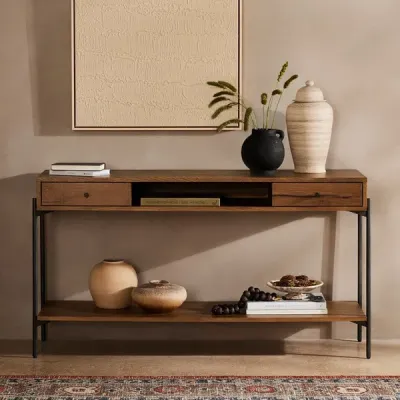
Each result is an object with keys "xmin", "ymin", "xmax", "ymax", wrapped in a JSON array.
[
  {"xmin": 0, "ymin": 175, "xmax": 36, "ymax": 339},
  {"xmin": 28, "ymin": 0, "xmax": 72, "ymax": 137},
  {"xmin": 0, "ymin": 174, "xmax": 336, "ymax": 342}
]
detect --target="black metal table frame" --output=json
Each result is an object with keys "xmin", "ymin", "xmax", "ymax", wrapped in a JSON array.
[{"xmin": 31, "ymin": 198, "xmax": 372, "ymax": 359}]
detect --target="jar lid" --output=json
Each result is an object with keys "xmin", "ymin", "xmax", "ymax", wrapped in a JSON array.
[{"xmin": 295, "ymin": 80, "xmax": 325, "ymax": 102}]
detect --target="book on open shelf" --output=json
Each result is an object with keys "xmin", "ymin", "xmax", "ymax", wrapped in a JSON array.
[
  {"xmin": 246, "ymin": 309, "xmax": 328, "ymax": 315},
  {"xmin": 140, "ymin": 198, "xmax": 220, "ymax": 207},
  {"xmin": 247, "ymin": 293, "xmax": 326, "ymax": 311},
  {"xmin": 49, "ymin": 169, "xmax": 110, "ymax": 177},
  {"xmin": 51, "ymin": 162, "xmax": 106, "ymax": 171}
]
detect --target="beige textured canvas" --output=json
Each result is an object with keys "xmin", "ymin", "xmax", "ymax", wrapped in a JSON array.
[{"xmin": 72, "ymin": 0, "xmax": 242, "ymax": 130}]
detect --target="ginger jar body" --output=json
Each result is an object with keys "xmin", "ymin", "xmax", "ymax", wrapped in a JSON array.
[
  {"xmin": 89, "ymin": 259, "xmax": 138, "ymax": 309},
  {"xmin": 286, "ymin": 80, "xmax": 333, "ymax": 174}
]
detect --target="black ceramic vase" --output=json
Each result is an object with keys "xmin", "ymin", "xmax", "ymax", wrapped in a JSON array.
[{"xmin": 241, "ymin": 129, "xmax": 285, "ymax": 176}]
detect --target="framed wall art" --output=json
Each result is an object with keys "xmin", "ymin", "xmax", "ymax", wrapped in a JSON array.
[{"xmin": 72, "ymin": 0, "xmax": 242, "ymax": 130}]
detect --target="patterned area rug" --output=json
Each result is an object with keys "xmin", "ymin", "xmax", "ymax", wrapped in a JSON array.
[{"xmin": 0, "ymin": 376, "xmax": 399, "ymax": 399}]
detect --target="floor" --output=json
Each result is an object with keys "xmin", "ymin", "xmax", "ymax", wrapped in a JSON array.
[{"xmin": 0, "ymin": 340, "xmax": 399, "ymax": 376}]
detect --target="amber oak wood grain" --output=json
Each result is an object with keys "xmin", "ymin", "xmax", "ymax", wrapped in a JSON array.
[
  {"xmin": 36, "ymin": 205, "xmax": 367, "ymax": 213},
  {"xmin": 38, "ymin": 169, "xmax": 367, "ymax": 183},
  {"xmin": 38, "ymin": 301, "xmax": 366, "ymax": 323},
  {"xmin": 36, "ymin": 169, "xmax": 367, "ymax": 211},
  {"xmin": 41, "ymin": 183, "xmax": 131, "ymax": 207},
  {"xmin": 33, "ymin": 169, "xmax": 369, "ymax": 356},
  {"xmin": 272, "ymin": 183, "xmax": 363, "ymax": 207}
]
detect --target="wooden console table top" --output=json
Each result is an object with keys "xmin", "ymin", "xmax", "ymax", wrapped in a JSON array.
[
  {"xmin": 36, "ymin": 169, "xmax": 367, "ymax": 212},
  {"xmin": 38, "ymin": 169, "xmax": 366, "ymax": 183}
]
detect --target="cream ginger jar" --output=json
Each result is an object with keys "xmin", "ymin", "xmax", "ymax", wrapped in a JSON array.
[
  {"xmin": 89, "ymin": 259, "xmax": 138, "ymax": 309},
  {"xmin": 286, "ymin": 80, "xmax": 333, "ymax": 173}
]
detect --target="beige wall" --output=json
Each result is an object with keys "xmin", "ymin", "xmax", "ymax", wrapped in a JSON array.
[{"xmin": 0, "ymin": 0, "xmax": 399, "ymax": 341}]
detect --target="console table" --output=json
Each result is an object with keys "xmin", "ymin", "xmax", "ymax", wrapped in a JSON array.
[{"xmin": 33, "ymin": 169, "xmax": 371, "ymax": 358}]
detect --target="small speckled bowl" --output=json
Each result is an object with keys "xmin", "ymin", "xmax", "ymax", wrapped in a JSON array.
[{"xmin": 131, "ymin": 280, "xmax": 187, "ymax": 313}]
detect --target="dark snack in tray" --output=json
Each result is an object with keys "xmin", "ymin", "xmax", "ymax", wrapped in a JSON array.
[
  {"xmin": 295, "ymin": 279, "xmax": 310, "ymax": 287},
  {"xmin": 278, "ymin": 279, "xmax": 295, "ymax": 287},
  {"xmin": 296, "ymin": 275, "xmax": 309, "ymax": 282},
  {"xmin": 280, "ymin": 275, "xmax": 296, "ymax": 282},
  {"xmin": 275, "ymin": 274, "xmax": 319, "ymax": 288}
]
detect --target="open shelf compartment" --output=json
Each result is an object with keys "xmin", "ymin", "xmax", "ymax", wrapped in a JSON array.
[{"xmin": 132, "ymin": 182, "xmax": 272, "ymax": 207}]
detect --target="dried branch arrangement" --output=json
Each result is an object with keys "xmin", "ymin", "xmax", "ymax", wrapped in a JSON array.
[{"xmin": 207, "ymin": 62, "xmax": 298, "ymax": 132}]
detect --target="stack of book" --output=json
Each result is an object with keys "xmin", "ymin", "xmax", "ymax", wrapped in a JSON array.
[
  {"xmin": 49, "ymin": 162, "xmax": 110, "ymax": 177},
  {"xmin": 246, "ymin": 293, "xmax": 328, "ymax": 315},
  {"xmin": 140, "ymin": 198, "xmax": 220, "ymax": 207}
]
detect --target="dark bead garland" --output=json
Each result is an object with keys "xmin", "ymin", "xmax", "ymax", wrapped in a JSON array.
[{"xmin": 211, "ymin": 287, "xmax": 277, "ymax": 316}]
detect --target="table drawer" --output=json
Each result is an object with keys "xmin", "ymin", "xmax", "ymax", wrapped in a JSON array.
[
  {"xmin": 272, "ymin": 183, "xmax": 363, "ymax": 207},
  {"xmin": 41, "ymin": 183, "xmax": 131, "ymax": 206}
]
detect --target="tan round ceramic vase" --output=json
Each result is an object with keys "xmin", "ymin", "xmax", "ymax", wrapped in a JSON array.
[
  {"xmin": 89, "ymin": 259, "xmax": 138, "ymax": 309},
  {"xmin": 286, "ymin": 80, "xmax": 334, "ymax": 174},
  {"xmin": 131, "ymin": 280, "xmax": 187, "ymax": 313}
]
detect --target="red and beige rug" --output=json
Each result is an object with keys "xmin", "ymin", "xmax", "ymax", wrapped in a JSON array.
[{"xmin": 0, "ymin": 376, "xmax": 399, "ymax": 399}]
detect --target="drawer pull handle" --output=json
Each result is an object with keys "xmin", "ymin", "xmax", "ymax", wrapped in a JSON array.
[
  {"xmin": 315, "ymin": 192, "xmax": 321, "ymax": 198},
  {"xmin": 84, "ymin": 192, "xmax": 90, "ymax": 198}
]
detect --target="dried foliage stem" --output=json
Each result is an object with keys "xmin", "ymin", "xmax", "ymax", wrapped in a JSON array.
[
  {"xmin": 271, "ymin": 95, "xmax": 282, "ymax": 129},
  {"xmin": 234, "ymin": 93, "xmax": 257, "ymax": 128},
  {"xmin": 240, "ymin": 99, "xmax": 257, "ymax": 128},
  {"xmin": 265, "ymin": 95, "xmax": 274, "ymax": 129},
  {"xmin": 263, "ymin": 105, "xmax": 265, "ymax": 128},
  {"xmin": 206, "ymin": 64, "xmax": 297, "ymax": 132},
  {"xmin": 272, "ymin": 74, "xmax": 299, "ymax": 128}
]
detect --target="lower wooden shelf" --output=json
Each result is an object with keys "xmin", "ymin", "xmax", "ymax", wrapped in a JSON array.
[{"xmin": 38, "ymin": 301, "xmax": 366, "ymax": 323}]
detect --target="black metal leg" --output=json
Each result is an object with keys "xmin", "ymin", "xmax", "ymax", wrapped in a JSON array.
[
  {"xmin": 40, "ymin": 213, "xmax": 47, "ymax": 342},
  {"xmin": 32, "ymin": 198, "xmax": 38, "ymax": 358},
  {"xmin": 366, "ymin": 198, "xmax": 371, "ymax": 359},
  {"xmin": 357, "ymin": 213, "xmax": 363, "ymax": 342}
]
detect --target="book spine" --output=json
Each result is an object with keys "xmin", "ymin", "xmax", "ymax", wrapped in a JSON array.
[
  {"xmin": 247, "ymin": 302, "xmax": 326, "ymax": 310},
  {"xmin": 246, "ymin": 309, "xmax": 328, "ymax": 315},
  {"xmin": 140, "ymin": 198, "xmax": 220, "ymax": 207}
]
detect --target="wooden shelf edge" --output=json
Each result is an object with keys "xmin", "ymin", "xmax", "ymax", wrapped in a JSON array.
[
  {"xmin": 37, "ymin": 169, "xmax": 367, "ymax": 183},
  {"xmin": 38, "ymin": 301, "xmax": 366, "ymax": 324},
  {"xmin": 36, "ymin": 206, "xmax": 368, "ymax": 212}
]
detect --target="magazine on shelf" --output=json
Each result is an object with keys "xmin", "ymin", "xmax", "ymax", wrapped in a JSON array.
[
  {"xmin": 140, "ymin": 198, "xmax": 220, "ymax": 207},
  {"xmin": 246, "ymin": 309, "xmax": 328, "ymax": 315},
  {"xmin": 247, "ymin": 293, "xmax": 326, "ymax": 311},
  {"xmin": 49, "ymin": 169, "xmax": 110, "ymax": 177},
  {"xmin": 51, "ymin": 162, "xmax": 106, "ymax": 171}
]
